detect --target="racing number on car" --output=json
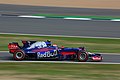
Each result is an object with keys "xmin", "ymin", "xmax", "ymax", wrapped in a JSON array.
[{"xmin": 37, "ymin": 50, "xmax": 58, "ymax": 58}]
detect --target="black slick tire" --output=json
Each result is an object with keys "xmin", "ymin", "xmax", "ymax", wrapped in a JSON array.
[
  {"xmin": 77, "ymin": 52, "xmax": 88, "ymax": 62},
  {"xmin": 13, "ymin": 50, "xmax": 25, "ymax": 61}
]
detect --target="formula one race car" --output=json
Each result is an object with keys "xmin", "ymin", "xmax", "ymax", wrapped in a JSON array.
[{"xmin": 8, "ymin": 40, "xmax": 103, "ymax": 62}]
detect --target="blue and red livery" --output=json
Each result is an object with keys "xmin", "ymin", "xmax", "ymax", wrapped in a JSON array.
[{"xmin": 8, "ymin": 40, "xmax": 102, "ymax": 62}]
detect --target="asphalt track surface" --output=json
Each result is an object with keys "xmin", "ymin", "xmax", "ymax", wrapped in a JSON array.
[
  {"xmin": 0, "ymin": 17, "xmax": 120, "ymax": 38},
  {"xmin": 0, "ymin": 4, "xmax": 120, "ymax": 38},
  {"xmin": 0, "ymin": 4, "xmax": 120, "ymax": 63}
]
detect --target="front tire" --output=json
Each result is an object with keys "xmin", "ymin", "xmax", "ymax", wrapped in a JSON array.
[
  {"xmin": 77, "ymin": 52, "xmax": 88, "ymax": 62},
  {"xmin": 13, "ymin": 50, "xmax": 25, "ymax": 61}
]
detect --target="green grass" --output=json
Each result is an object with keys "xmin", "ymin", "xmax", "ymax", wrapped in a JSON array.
[
  {"xmin": 0, "ymin": 63, "xmax": 120, "ymax": 80},
  {"xmin": 0, "ymin": 34, "xmax": 120, "ymax": 80},
  {"xmin": 0, "ymin": 34, "xmax": 120, "ymax": 53},
  {"xmin": 33, "ymin": 14, "xmax": 120, "ymax": 19}
]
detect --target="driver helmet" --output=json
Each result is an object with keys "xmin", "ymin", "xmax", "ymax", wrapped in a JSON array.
[
  {"xmin": 46, "ymin": 40, "xmax": 51, "ymax": 46},
  {"xmin": 47, "ymin": 40, "xmax": 51, "ymax": 42}
]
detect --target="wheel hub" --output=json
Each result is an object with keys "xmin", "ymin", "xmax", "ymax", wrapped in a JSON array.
[{"xmin": 16, "ymin": 52, "xmax": 23, "ymax": 59}]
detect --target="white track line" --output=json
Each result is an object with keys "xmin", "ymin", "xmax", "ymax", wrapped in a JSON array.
[
  {"xmin": 18, "ymin": 15, "xmax": 120, "ymax": 22},
  {"xmin": 18, "ymin": 15, "xmax": 45, "ymax": 19},
  {"xmin": 0, "ymin": 61, "xmax": 120, "ymax": 64},
  {"xmin": 0, "ymin": 32, "xmax": 120, "ymax": 39},
  {"xmin": 64, "ymin": 18, "xmax": 92, "ymax": 21},
  {"xmin": 111, "ymin": 19, "xmax": 120, "ymax": 22}
]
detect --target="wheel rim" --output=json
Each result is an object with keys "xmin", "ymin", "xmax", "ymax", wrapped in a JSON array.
[
  {"xmin": 16, "ymin": 52, "xmax": 23, "ymax": 59},
  {"xmin": 79, "ymin": 53, "xmax": 86, "ymax": 60}
]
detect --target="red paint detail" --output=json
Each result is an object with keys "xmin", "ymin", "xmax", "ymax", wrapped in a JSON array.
[
  {"xmin": 61, "ymin": 51, "xmax": 76, "ymax": 55},
  {"xmin": 92, "ymin": 56, "xmax": 101, "ymax": 61},
  {"xmin": 22, "ymin": 40, "xmax": 27, "ymax": 44},
  {"xmin": 8, "ymin": 44, "xmax": 19, "ymax": 49},
  {"xmin": 8, "ymin": 43, "xmax": 20, "ymax": 53},
  {"xmin": 32, "ymin": 48, "xmax": 54, "ymax": 52},
  {"xmin": 10, "ymin": 49, "xmax": 16, "ymax": 53},
  {"xmin": 61, "ymin": 46, "xmax": 64, "ymax": 48}
]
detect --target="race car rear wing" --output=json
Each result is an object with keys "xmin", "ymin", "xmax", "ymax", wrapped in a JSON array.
[
  {"xmin": 8, "ymin": 42, "xmax": 20, "ymax": 49},
  {"xmin": 8, "ymin": 42, "xmax": 20, "ymax": 53}
]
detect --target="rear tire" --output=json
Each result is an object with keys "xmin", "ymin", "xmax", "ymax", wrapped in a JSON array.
[
  {"xmin": 13, "ymin": 50, "xmax": 25, "ymax": 61},
  {"xmin": 77, "ymin": 52, "xmax": 88, "ymax": 62}
]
